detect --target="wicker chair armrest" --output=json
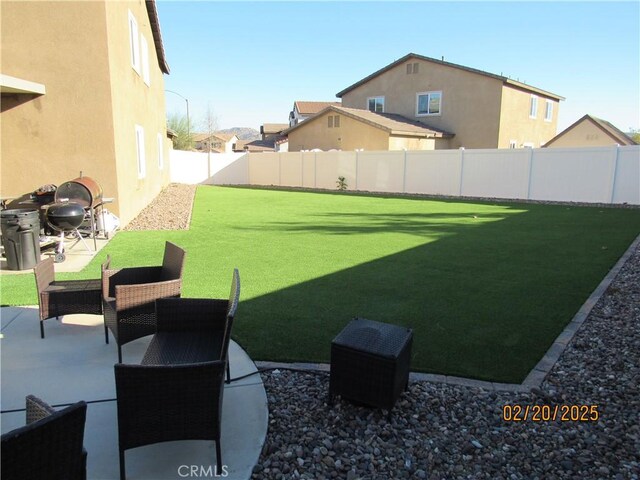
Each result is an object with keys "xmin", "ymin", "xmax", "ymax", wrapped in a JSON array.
[
  {"xmin": 114, "ymin": 278, "xmax": 182, "ymax": 311},
  {"xmin": 156, "ymin": 297, "xmax": 229, "ymax": 333}
]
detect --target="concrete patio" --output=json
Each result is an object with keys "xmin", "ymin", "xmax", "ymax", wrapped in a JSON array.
[{"xmin": 0, "ymin": 307, "xmax": 268, "ymax": 480}]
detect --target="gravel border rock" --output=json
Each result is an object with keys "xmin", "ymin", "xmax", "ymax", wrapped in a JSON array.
[{"xmin": 123, "ymin": 183, "xmax": 196, "ymax": 231}]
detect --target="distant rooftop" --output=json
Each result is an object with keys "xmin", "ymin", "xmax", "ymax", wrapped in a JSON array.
[
  {"xmin": 284, "ymin": 105, "xmax": 454, "ymax": 138},
  {"xmin": 294, "ymin": 101, "xmax": 342, "ymax": 115}
]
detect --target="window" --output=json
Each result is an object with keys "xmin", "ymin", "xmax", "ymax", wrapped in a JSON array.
[
  {"xmin": 128, "ymin": 11, "xmax": 140, "ymax": 74},
  {"xmin": 328, "ymin": 116, "xmax": 333, "ymax": 128},
  {"xmin": 529, "ymin": 95, "xmax": 538, "ymax": 118},
  {"xmin": 406, "ymin": 62, "xmax": 419, "ymax": 74},
  {"xmin": 416, "ymin": 91, "xmax": 442, "ymax": 116},
  {"xmin": 328, "ymin": 115, "xmax": 340, "ymax": 128},
  {"xmin": 140, "ymin": 35, "xmax": 150, "ymax": 86},
  {"xmin": 157, "ymin": 133, "xmax": 163, "ymax": 169},
  {"xmin": 334, "ymin": 115, "xmax": 340, "ymax": 127},
  {"xmin": 135, "ymin": 125, "xmax": 146, "ymax": 178},
  {"xmin": 367, "ymin": 96, "xmax": 384, "ymax": 112},
  {"xmin": 509, "ymin": 140, "xmax": 517, "ymax": 149},
  {"xmin": 544, "ymin": 100, "xmax": 553, "ymax": 122}
]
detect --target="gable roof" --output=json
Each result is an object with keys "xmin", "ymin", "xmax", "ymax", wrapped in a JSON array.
[
  {"xmin": 261, "ymin": 123, "xmax": 289, "ymax": 134},
  {"xmin": 336, "ymin": 53, "xmax": 563, "ymax": 101},
  {"xmin": 240, "ymin": 139, "xmax": 277, "ymax": 152},
  {"xmin": 211, "ymin": 132, "xmax": 236, "ymax": 142},
  {"xmin": 193, "ymin": 132, "xmax": 237, "ymax": 143},
  {"xmin": 284, "ymin": 105, "xmax": 454, "ymax": 138},
  {"xmin": 294, "ymin": 101, "xmax": 342, "ymax": 115},
  {"xmin": 145, "ymin": 0, "xmax": 170, "ymax": 74},
  {"xmin": 543, "ymin": 114, "xmax": 638, "ymax": 147}
]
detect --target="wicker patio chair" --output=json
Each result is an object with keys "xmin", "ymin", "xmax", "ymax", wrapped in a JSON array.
[
  {"xmin": 33, "ymin": 257, "xmax": 103, "ymax": 339},
  {"xmin": 1, "ymin": 395, "xmax": 87, "ymax": 480},
  {"xmin": 102, "ymin": 241, "xmax": 186, "ymax": 362},
  {"xmin": 114, "ymin": 268, "xmax": 240, "ymax": 480}
]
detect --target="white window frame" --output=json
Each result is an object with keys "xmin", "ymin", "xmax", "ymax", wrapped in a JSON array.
[
  {"xmin": 544, "ymin": 100, "xmax": 553, "ymax": 122},
  {"xmin": 128, "ymin": 11, "xmax": 140, "ymax": 74},
  {"xmin": 416, "ymin": 91, "xmax": 442, "ymax": 116},
  {"xmin": 140, "ymin": 35, "xmax": 150, "ymax": 86},
  {"xmin": 157, "ymin": 132, "xmax": 164, "ymax": 169},
  {"xmin": 135, "ymin": 125, "xmax": 146, "ymax": 178},
  {"xmin": 529, "ymin": 95, "xmax": 538, "ymax": 119},
  {"xmin": 367, "ymin": 96, "xmax": 385, "ymax": 113}
]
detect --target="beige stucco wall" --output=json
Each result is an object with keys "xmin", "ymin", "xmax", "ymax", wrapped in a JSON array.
[
  {"xmin": 104, "ymin": 0, "xmax": 170, "ymax": 225},
  {"xmin": 1, "ymin": 0, "xmax": 169, "ymax": 226},
  {"xmin": 287, "ymin": 111, "xmax": 389, "ymax": 151},
  {"xmin": 498, "ymin": 85, "xmax": 559, "ymax": 148},
  {"xmin": 1, "ymin": 1, "xmax": 117, "ymax": 202},
  {"xmin": 388, "ymin": 135, "xmax": 435, "ymax": 150},
  {"xmin": 340, "ymin": 59, "xmax": 504, "ymax": 149},
  {"xmin": 544, "ymin": 120, "xmax": 622, "ymax": 148}
]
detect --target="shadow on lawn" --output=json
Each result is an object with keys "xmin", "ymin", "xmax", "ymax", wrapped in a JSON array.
[
  {"xmin": 233, "ymin": 209, "xmax": 520, "ymax": 238},
  {"xmin": 234, "ymin": 204, "xmax": 638, "ymax": 384}
]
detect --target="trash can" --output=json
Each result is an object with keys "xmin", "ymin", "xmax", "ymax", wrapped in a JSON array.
[{"xmin": 1, "ymin": 209, "xmax": 41, "ymax": 270}]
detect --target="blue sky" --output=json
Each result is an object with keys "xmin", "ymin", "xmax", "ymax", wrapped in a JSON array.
[{"xmin": 157, "ymin": 1, "xmax": 640, "ymax": 134}]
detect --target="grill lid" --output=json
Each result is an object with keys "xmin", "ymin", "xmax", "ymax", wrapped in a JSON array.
[{"xmin": 46, "ymin": 202, "xmax": 86, "ymax": 231}]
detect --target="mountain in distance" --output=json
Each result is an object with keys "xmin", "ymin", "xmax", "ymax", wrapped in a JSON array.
[{"xmin": 219, "ymin": 127, "xmax": 260, "ymax": 141}]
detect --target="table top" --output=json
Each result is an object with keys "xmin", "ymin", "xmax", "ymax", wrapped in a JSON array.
[{"xmin": 332, "ymin": 317, "xmax": 412, "ymax": 359}]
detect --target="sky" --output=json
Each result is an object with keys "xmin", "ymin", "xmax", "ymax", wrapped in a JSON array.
[{"xmin": 156, "ymin": 1, "xmax": 640, "ymax": 134}]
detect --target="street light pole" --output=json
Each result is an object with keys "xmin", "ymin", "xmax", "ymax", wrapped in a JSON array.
[{"xmin": 165, "ymin": 89, "xmax": 190, "ymax": 137}]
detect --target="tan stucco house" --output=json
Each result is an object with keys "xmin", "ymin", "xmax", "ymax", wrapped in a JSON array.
[
  {"xmin": 543, "ymin": 114, "xmax": 637, "ymax": 148},
  {"xmin": 289, "ymin": 101, "xmax": 341, "ymax": 127},
  {"xmin": 285, "ymin": 105, "xmax": 453, "ymax": 151},
  {"xmin": 1, "ymin": 0, "xmax": 171, "ymax": 226},
  {"xmin": 333, "ymin": 53, "xmax": 564, "ymax": 150},
  {"xmin": 194, "ymin": 132, "xmax": 239, "ymax": 153}
]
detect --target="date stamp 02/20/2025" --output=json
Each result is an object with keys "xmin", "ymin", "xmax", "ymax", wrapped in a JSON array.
[{"xmin": 502, "ymin": 404, "xmax": 600, "ymax": 422}]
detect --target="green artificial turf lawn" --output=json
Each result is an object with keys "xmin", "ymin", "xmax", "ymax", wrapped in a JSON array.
[{"xmin": 2, "ymin": 186, "xmax": 639, "ymax": 383}]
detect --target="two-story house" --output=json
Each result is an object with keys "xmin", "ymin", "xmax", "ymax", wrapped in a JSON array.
[
  {"xmin": 1, "ymin": 0, "xmax": 171, "ymax": 226},
  {"xmin": 286, "ymin": 53, "xmax": 563, "ymax": 152}
]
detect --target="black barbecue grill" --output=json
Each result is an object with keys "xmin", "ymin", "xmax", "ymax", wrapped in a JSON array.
[
  {"xmin": 45, "ymin": 201, "xmax": 87, "ymax": 263},
  {"xmin": 2, "ymin": 175, "xmax": 112, "ymax": 264}
]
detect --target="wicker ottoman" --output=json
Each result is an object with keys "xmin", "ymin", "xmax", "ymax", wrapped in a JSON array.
[{"xmin": 329, "ymin": 318, "xmax": 413, "ymax": 413}]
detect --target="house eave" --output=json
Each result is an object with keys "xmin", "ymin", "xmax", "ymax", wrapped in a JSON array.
[
  {"xmin": 145, "ymin": 0, "xmax": 170, "ymax": 74},
  {"xmin": 0, "ymin": 74, "xmax": 45, "ymax": 95}
]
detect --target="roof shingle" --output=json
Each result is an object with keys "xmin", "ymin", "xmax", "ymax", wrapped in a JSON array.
[{"xmin": 284, "ymin": 106, "xmax": 454, "ymax": 138}]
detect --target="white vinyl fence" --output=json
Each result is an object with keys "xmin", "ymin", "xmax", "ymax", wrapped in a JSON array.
[
  {"xmin": 170, "ymin": 145, "xmax": 640, "ymax": 205},
  {"xmin": 170, "ymin": 151, "xmax": 249, "ymax": 185}
]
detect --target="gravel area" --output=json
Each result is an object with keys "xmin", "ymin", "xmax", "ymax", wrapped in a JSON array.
[
  {"xmin": 126, "ymin": 184, "xmax": 639, "ymax": 478},
  {"xmin": 123, "ymin": 183, "xmax": 196, "ymax": 231}
]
